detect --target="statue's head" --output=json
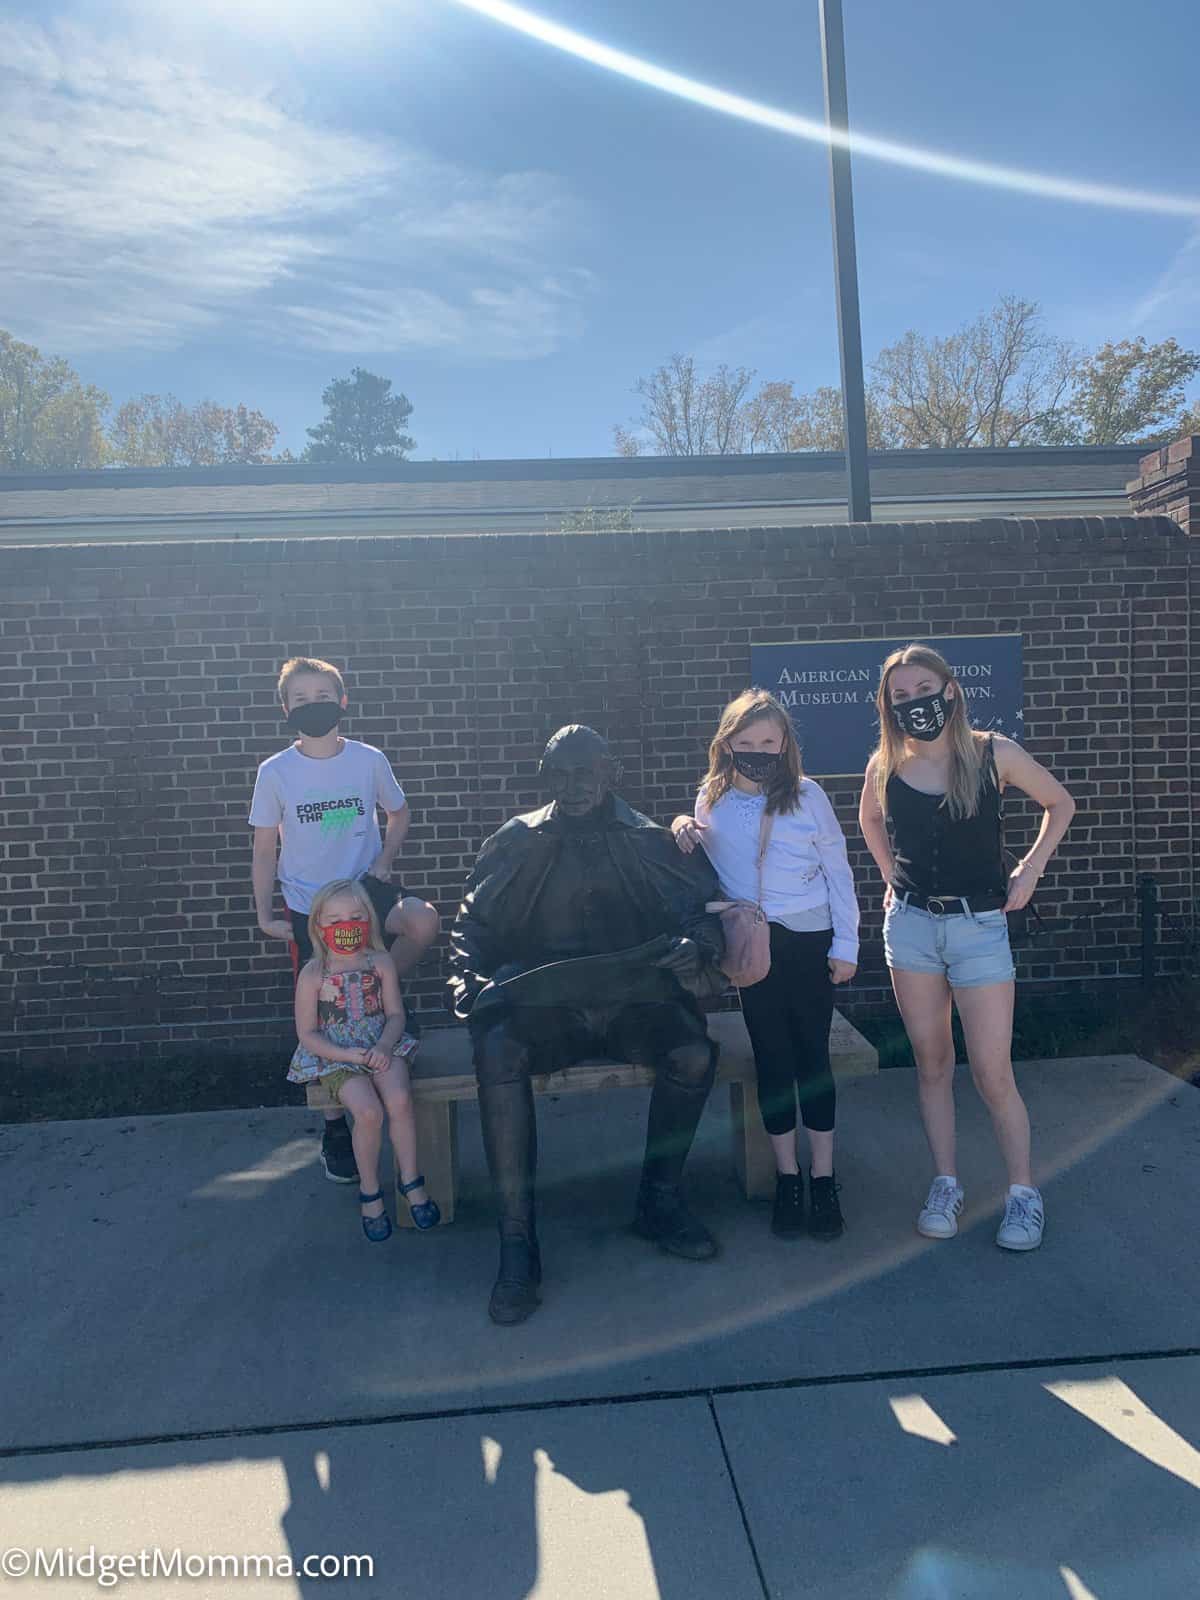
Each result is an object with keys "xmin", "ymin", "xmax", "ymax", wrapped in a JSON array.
[{"xmin": 539, "ymin": 725, "xmax": 617, "ymax": 820}]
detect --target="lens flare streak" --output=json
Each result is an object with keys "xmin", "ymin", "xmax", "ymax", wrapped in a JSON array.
[{"xmin": 446, "ymin": 0, "xmax": 1200, "ymax": 218}]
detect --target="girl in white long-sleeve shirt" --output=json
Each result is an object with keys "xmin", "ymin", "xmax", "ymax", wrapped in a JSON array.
[{"xmin": 673, "ymin": 688, "xmax": 859, "ymax": 1240}]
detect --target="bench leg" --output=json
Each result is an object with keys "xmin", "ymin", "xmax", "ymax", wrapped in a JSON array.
[
  {"xmin": 729, "ymin": 1079, "xmax": 776, "ymax": 1202},
  {"xmin": 396, "ymin": 1100, "xmax": 458, "ymax": 1228}
]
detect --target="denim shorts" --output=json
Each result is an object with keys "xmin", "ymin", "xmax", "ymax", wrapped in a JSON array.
[{"xmin": 883, "ymin": 897, "xmax": 1015, "ymax": 988}]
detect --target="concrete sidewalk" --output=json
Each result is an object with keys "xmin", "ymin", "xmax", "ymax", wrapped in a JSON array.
[{"xmin": 2, "ymin": 1055, "xmax": 1198, "ymax": 1597}]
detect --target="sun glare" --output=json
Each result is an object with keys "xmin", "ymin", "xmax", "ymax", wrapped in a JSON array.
[{"xmin": 446, "ymin": 0, "xmax": 1200, "ymax": 219}]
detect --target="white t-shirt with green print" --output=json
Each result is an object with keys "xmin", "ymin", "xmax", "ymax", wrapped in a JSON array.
[{"xmin": 249, "ymin": 739, "xmax": 406, "ymax": 914}]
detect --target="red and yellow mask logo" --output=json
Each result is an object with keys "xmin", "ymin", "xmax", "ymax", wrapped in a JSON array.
[{"xmin": 320, "ymin": 919, "xmax": 370, "ymax": 954}]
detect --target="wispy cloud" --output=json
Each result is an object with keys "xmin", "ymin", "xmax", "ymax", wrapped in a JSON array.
[
  {"xmin": 274, "ymin": 273, "xmax": 593, "ymax": 360},
  {"xmin": 692, "ymin": 316, "xmax": 784, "ymax": 368},
  {"xmin": 0, "ymin": 19, "xmax": 591, "ymax": 358},
  {"xmin": 1133, "ymin": 228, "xmax": 1200, "ymax": 334}
]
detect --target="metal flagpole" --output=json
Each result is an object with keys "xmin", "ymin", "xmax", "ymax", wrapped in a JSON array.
[{"xmin": 818, "ymin": 0, "xmax": 872, "ymax": 522}]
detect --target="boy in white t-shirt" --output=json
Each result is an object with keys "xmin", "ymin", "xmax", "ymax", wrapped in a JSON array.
[{"xmin": 250, "ymin": 656, "xmax": 438, "ymax": 1182}]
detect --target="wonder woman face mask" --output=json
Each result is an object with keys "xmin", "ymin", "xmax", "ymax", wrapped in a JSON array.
[{"xmin": 321, "ymin": 919, "xmax": 370, "ymax": 954}]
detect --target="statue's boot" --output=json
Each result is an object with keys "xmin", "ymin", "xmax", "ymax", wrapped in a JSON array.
[
  {"xmin": 634, "ymin": 1180, "xmax": 718, "ymax": 1260},
  {"xmin": 489, "ymin": 1228, "xmax": 543, "ymax": 1325},
  {"xmin": 634, "ymin": 1055, "xmax": 719, "ymax": 1261},
  {"xmin": 477, "ymin": 1062, "xmax": 543, "ymax": 1323}
]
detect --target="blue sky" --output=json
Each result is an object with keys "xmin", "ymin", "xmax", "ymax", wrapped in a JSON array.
[{"xmin": 4, "ymin": 0, "xmax": 1199, "ymax": 460}]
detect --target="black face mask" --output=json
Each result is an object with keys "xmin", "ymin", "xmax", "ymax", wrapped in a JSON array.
[
  {"xmin": 892, "ymin": 691, "xmax": 950, "ymax": 741},
  {"xmin": 286, "ymin": 702, "xmax": 343, "ymax": 738},
  {"xmin": 731, "ymin": 750, "xmax": 782, "ymax": 783}
]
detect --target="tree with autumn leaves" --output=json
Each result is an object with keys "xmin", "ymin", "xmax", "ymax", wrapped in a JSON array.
[
  {"xmin": 107, "ymin": 395, "xmax": 279, "ymax": 467},
  {"xmin": 4, "ymin": 296, "xmax": 1197, "ymax": 472},
  {"xmin": 0, "ymin": 331, "xmax": 110, "ymax": 470},
  {"xmin": 0, "ymin": 332, "xmax": 417, "ymax": 471},
  {"xmin": 615, "ymin": 298, "xmax": 1200, "ymax": 456},
  {"xmin": 0, "ymin": 331, "xmax": 282, "ymax": 470}
]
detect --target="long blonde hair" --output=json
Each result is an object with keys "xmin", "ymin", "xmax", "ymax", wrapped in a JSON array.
[
  {"xmin": 306, "ymin": 878, "xmax": 387, "ymax": 968},
  {"xmin": 872, "ymin": 644, "xmax": 987, "ymax": 819},
  {"xmin": 700, "ymin": 688, "xmax": 804, "ymax": 815}
]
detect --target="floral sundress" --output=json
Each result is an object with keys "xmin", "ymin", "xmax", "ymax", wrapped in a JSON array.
[{"xmin": 287, "ymin": 959, "xmax": 387, "ymax": 1084}]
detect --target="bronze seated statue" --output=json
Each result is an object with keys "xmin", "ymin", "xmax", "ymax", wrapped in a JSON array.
[{"xmin": 448, "ymin": 725, "xmax": 727, "ymax": 1324}]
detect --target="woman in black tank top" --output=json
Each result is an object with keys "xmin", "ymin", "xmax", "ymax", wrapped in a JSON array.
[
  {"xmin": 858, "ymin": 644, "xmax": 1075, "ymax": 1253},
  {"xmin": 885, "ymin": 734, "xmax": 1008, "ymax": 908}
]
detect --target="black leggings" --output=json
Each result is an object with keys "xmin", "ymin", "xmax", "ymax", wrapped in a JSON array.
[{"xmin": 738, "ymin": 924, "xmax": 836, "ymax": 1136}]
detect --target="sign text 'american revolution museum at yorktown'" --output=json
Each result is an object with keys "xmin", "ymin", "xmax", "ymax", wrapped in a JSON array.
[{"xmin": 749, "ymin": 634, "xmax": 1025, "ymax": 776}]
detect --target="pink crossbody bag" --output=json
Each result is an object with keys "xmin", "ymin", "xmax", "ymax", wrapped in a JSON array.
[{"xmin": 705, "ymin": 807, "xmax": 775, "ymax": 989}]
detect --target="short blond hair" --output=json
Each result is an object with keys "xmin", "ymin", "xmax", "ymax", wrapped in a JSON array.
[
  {"xmin": 307, "ymin": 878, "xmax": 387, "ymax": 967},
  {"xmin": 277, "ymin": 656, "xmax": 345, "ymax": 708}
]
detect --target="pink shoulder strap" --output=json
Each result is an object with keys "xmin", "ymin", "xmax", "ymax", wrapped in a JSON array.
[{"xmin": 755, "ymin": 807, "xmax": 775, "ymax": 907}]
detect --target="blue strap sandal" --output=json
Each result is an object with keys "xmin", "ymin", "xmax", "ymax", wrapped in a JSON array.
[
  {"xmin": 400, "ymin": 1175, "xmax": 441, "ymax": 1230},
  {"xmin": 359, "ymin": 1189, "xmax": 392, "ymax": 1243}
]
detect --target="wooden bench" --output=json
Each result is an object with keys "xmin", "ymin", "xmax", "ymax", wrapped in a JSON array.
[{"xmin": 305, "ymin": 1009, "xmax": 878, "ymax": 1226}]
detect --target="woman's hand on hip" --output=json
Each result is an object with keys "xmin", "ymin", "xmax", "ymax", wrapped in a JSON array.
[
  {"xmin": 1003, "ymin": 861, "xmax": 1040, "ymax": 912},
  {"xmin": 828, "ymin": 959, "xmax": 857, "ymax": 985}
]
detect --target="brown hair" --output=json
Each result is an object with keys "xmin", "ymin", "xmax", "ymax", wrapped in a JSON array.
[
  {"xmin": 700, "ymin": 688, "xmax": 804, "ymax": 815},
  {"xmin": 306, "ymin": 878, "xmax": 387, "ymax": 969},
  {"xmin": 871, "ymin": 643, "xmax": 987, "ymax": 819},
  {"xmin": 277, "ymin": 656, "xmax": 345, "ymax": 708}
]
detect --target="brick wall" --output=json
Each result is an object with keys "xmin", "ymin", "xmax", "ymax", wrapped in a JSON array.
[
  {"xmin": 1128, "ymin": 434, "xmax": 1200, "ymax": 540},
  {"xmin": 0, "ymin": 514, "xmax": 1195, "ymax": 1082}
]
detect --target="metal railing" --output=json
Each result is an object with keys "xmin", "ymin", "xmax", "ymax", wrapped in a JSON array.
[{"xmin": 1018, "ymin": 872, "xmax": 1197, "ymax": 985}]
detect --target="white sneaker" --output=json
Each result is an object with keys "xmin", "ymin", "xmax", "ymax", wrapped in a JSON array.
[
  {"xmin": 917, "ymin": 1176, "xmax": 963, "ymax": 1239},
  {"xmin": 996, "ymin": 1186, "xmax": 1044, "ymax": 1251}
]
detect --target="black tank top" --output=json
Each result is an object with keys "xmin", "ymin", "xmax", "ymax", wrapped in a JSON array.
[{"xmin": 886, "ymin": 736, "xmax": 1006, "ymax": 899}]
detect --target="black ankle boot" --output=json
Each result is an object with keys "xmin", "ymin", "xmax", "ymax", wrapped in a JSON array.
[
  {"xmin": 771, "ymin": 1172, "xmax": 805, "ymax": 1238},
  {"xmin": 633, "ymin": 1182, "xmax": 718, "ymax": 1261},
  {"xmin": 808, "ymin": 1174, "xmax": 844, "ymax": 1241},
  {"xmin": 488, "ymin": 1234, "xmax": 542, "ymax": 1326}
]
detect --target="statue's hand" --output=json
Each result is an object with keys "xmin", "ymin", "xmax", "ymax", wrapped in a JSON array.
[
  {"xmin": 656, "ymin": 936, "xmax": 702, "ymax": 981},
  {"xmin": 450, "ymin": 969, "xmax": 490, "ymax": 1019}
]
